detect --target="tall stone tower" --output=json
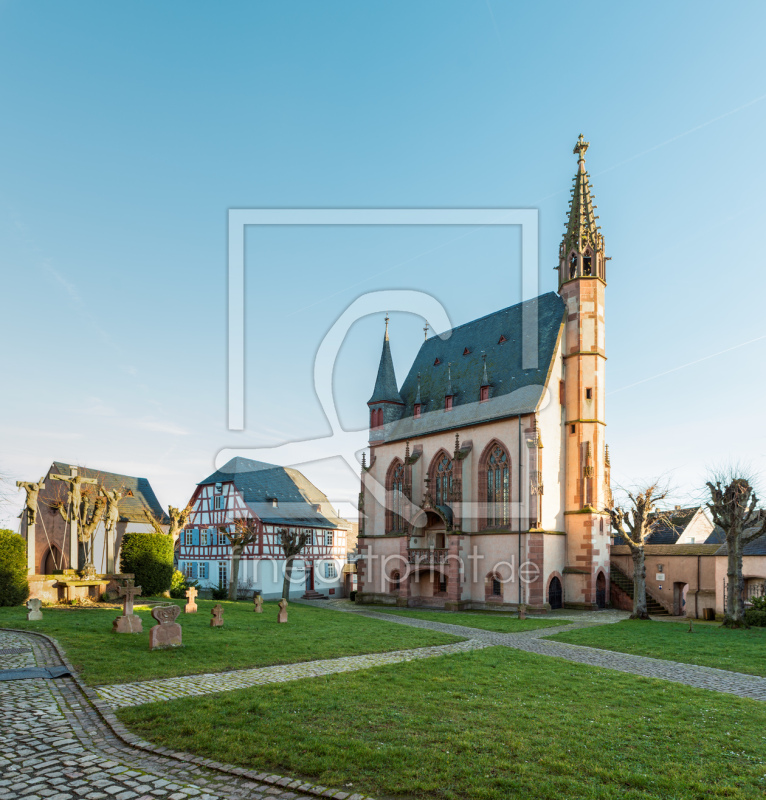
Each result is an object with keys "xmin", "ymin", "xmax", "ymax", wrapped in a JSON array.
[{"xmin": 558, "ymin": 135, "xmax": 610, "ymax": 608}]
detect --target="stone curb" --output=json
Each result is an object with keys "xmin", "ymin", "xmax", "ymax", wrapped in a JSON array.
[{"xmin": 0, "ymin": 626, "xmax": 376, "ymax": 800}]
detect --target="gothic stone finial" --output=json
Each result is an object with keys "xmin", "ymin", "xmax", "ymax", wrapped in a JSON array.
[
  {"xmin": 574, "ymin": 133, "xmax": 589, "ymax": 162},
  {"xmin": 423, "ymin": 321, "xmax": 429, "ymax": 341},
  {"xmin": 384, "ymin": 313, "xmax": 390, "ymax": 341},
  {"xmin": 361, "ymin": 451, "xmax": 367, "ymax": 473},
  {"xmin": 454, "ymin": 432, "xmax": 460, "ymax": 459}
]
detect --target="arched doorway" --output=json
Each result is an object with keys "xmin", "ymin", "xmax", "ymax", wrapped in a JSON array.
[
  {"xmin": 41, "ymin": 545, "xmax": 63, "ymax": 575},
  {"xmin": 596, "ymin": 572, "xmax": 606, "ymax": 609},
  {"xmin": 548, "ymin": 576, "xmax": 562, "ymax": 609}
]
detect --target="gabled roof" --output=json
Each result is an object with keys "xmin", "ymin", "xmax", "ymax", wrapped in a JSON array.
[
  {"xmin": 199, "ymin": 457, "xmax": 345, "ymax": 529},
  {"xmin": 384, "ymin": 292, "xmax": 565, "ymax": 442},
  {"xmin": 646, "ymin": 506, "xmax": 702, "ymax": 545},
  {"xmin": 49, "ymin": 461, "xmax": 168, "ymax": 524},
  {"xmin": 716, "ymin": 529, "xmax": 766, "ymax": 557}
]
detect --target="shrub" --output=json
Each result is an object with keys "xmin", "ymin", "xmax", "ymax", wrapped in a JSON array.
[
  {"xmin": 119, "ymin": 533, "xmax": 174, "ymax": 596},
  {"xmin": 211, "ymin": 582, "xmax": 228, "ymax": 601},
  {"xmin": 0, "ymin": 529, "xmax": 29, "ymax": 606},
  {"xmin": 169, "ymin": 570, "xmax": 199, "ymax": 599},
  {"xmin": 744, "ymin": 608, "xmax": 766, "ymax": 627}
]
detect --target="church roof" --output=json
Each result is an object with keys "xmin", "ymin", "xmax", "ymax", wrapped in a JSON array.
[
  {"xmin": 49, "ymin": 461, "xmax": 168, "ymax": 524},
  {"xmin": 383, "ymin": 292, "xmax": 565, "ymax": 442},
  {"xmin": 199, "ymin": 457, "xmax": 345, "ymax": 529},
  {"xmin": 563, "ymin": 134, "xmax": 603, "ymax": 256},
  {"xmin": 368, "ymin": 330, "xmax": 403, "ymax": 405}
]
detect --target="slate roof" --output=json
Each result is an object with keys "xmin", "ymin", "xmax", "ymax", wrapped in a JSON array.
[
  {"xmin": 645, "ymin": 506, "xmax": 700, "ymax": 545},
  {"xmin": 199, "ymin": 457, "xmax": 345, "ymax": 529},
  {"xmin": 384, "ymin": 292, "xmax": 566, "ymax": 442},
  {"xmin": 611, "ymin": 544, "xmax": 720, "ymax": 557},
  {"xmin": 369, "ymin": 338, "xmax": 403, "ymax": 405},
  {"xmin": 49, "ymin": 461, "xmax": 168, "ymax": 524},
  {"xmin": 716, "ymin": 529, "xmax": 766, "ymax": 557},
  {"xmin": 705, "ymin": 525, "xmax": 726, "ymax": 545}
]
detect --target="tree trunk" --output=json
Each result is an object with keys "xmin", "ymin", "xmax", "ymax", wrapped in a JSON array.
[
  {"xmin": 630, "ymin": 547, "xmax": 650, "ymax": 620},
  {"xmin": 229, "ymin": 544, "xmax": 244, "ymax": 601},
  {"xmin": 724, "ymin": 534, "xmax": 746, "ymax": 628},
  {"xmin": 281, "ymin": 555, "xmax": 294, "ymax": 600}
]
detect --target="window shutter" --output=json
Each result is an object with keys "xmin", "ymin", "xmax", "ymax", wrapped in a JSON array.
[
  {"xmin": 192, "ymin": 563, "xmax": 198, "ymax": 579},
  {"xmin": 192, "ymin": 529, "xmax": 199, "ymax": 546}
]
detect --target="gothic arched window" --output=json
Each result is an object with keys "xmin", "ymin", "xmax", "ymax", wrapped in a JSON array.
[
  {"xmin": 569, "ymin": 252, "xmax": 577, "ymax": 279},
  {"xmin": 485, "ymin": 444, "xmax": 510, "ymax": 527},
  {"xmin": 432, "ymin": 453, "xmax": 454, "ymax": 507},
  {"xmin": 583, "ymin": 250, "xmax": 592, "ymax": 276},
  {"xmin": 386, "ymin": 460, "xmax": 405, "ymax": 532}
]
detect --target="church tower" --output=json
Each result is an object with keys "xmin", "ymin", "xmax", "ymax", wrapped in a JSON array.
[
  {"xmin": 558, "ymin": 135, "xmax": 610, "ymax": 608},
  {"xmin": 368, "ymin": 316, "xmax": 404, "ymax": 446}
]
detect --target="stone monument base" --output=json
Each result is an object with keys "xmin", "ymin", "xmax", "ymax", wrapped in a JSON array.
[{"xmin": 112, "ymin": 615, "xmax": 142, "ymax": 633}]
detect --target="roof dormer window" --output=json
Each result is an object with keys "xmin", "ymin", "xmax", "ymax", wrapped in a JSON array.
[
  {"xmin": 445, "ymin": 395, "xmax": 453, "ymax": 411},
  {"xmin": 480, "ymin": 386, "xmax": 489, "ymax": 402},
  {"xmin": 414, "ymin": 403, "xmax": 422, "ymax": 419}
]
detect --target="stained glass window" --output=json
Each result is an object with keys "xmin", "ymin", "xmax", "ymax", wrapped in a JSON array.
[
  {"xmin": 388, "ymin": 462, "xmax": 405, "ymax": 531},
  {"xmin": 434, "ymin": 454, "xmax": 453, "ymax": 507},
  {"xmin": 486, "ymin": 445, "xmax": 510, "ymax": 527}
]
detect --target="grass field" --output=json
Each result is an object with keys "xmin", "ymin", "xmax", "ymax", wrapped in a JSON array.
[
  {"xmin": 0, "ymin": 599, "xmax": 461, "ymax": 685},
  {"xmin": 119, "ymin": 645, "xmax": 766, "ymax": 800},
  {"xmin": 547, "ymin": 619, "xmax": 766, "ymax": 676},
  {"xmin": 368, "ymin": 607, "xmax": 569, "ymax": 633}
]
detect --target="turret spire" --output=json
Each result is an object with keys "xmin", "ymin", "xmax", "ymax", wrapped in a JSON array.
[{"xmin": 368, "ymin": 320, "xmax": 403, "ymax": 405}]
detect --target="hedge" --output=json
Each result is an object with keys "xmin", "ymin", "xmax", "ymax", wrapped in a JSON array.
[
  {"xmin": 0, "ymin": 529, "xmax": 29, "ymax": 606},
  {"xmin": 744, "ymin": 608, "xmax": 766, "ymax": 627},
  {"xmin": 119, "ymin": 533, "xmax": 174, "ymax": 596}
]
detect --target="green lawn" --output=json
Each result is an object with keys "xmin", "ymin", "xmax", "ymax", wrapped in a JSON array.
[
  {"xmin": 368, "ymin": 607, "xmax": 569, "ymax": 633},
  {"xmin": 547, "ymin": 619, "xmax": 766, "ymax": 677},
  {"xmin": 0, "ymin": 599, "xmax": 460, "ymax": 686},
  {"xmin": 119, "ymin": 646, "xmax": 766, "ymax": 800}
]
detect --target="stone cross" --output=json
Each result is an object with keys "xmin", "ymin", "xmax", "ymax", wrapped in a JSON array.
[
  {"xmin": 253, "ymin": 593, "xmax": 263, "ymax": 613},
  {"xmin": 119, "ymin": 579, "xmax": 142, "ymax": 616},
  {"xmin": 50, "ymin": 467, "xmax": 97, "ymax": 569},
  {"xmin": 26, "ymin": 598, "xmax": 43, "ymax": 621},
  {"xmin": 149, "ymin": 604, "xmax": 183, "ymax": 650},
  {"xmin": 210, "ymin": 604, "xmax": 224, "ymax": 627},
  {"xmin": 277, "ymin": 598, "xmax": 288, "ymax": 623},
  {"xmin": 184, "ymin": 586, "xmax": 198, "ymax": 613}
]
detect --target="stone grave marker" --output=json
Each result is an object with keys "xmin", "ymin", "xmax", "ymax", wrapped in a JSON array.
[
  {"xmin": 277, "ymin": 598, "xmax": 288, "ymax": 623},
  {"xmin": 253, "ymin": 593, "xmax": 263, "ymax": 613},
  {"xmin": 184, "ymin": 586, "xmax": 198, "ymax": 613},
  {"xmin": 112, "ymin": 579, "xmax": 143, "ymax": 633},
  {"xmin": 149, "ymin": 604, "xmax": 183, "ymax": 650},
  {"xmin": 518, "ymin": 603, "xmax": 526, "ymax": 621},
  {"xmin": 26, "ymin": 598, "xmax": 43, "ymax": 621},
  {"xmin": 210, "ymin": 604, "xmax": 224, "ymax": 627}
]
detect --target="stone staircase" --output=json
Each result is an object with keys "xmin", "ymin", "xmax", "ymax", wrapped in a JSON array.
[
  {"xmin": 610, "ymin": 561, "xmax": 669, "ymax": 616},
  {"xmin": 300, "ymin": 589, "xmax": 327, "ymax": 600}
]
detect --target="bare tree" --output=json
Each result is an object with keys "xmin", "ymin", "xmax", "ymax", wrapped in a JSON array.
[
  {"xmin": 143, "ymin": 504, "xmax": 192, "ymax": 541},
  {"xmin": 279, "ymin": 527, "xmax": 309, "ymax": 600},
  {"xmin": 609, "ymin": 482, "xmax": 670, "ymax": 620},
  {"xmin": 225, "ymin": 517, "xmax": 260, "ymax": 601},
  {"xmin": 707, "ymin": 472, "xmax": 766, "ymax": 628}
]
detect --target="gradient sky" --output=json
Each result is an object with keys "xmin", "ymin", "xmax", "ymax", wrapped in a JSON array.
[{"xmin": 3, "ymin": 0, "xmax": 766, "ymax": 527}]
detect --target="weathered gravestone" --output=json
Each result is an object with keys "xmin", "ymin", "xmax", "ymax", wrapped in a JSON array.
[
  {"xmin": 184, "ymin": 586, "xmax": 198, "ymax": 613},
  {"xmin": 26, "ymin": 598, "xmax": 43, "ymax": 621},
  {"xmin": 149, "ymin": 604, "xmax": 183, "ymax": 650},
  {"xmin": 277, "ymin": 598, "xmax": 288, "ymax": 623},
  {"xmin": 210, "ymin": 604, "xmax": 224, "ymax": 627},
  {"xmin": 253, "ymin": 593, "xmax": 263, "ymax": 613},
  {"xmin": 112, "ymin": 579, "xmax": 143, "ymax": 633}
]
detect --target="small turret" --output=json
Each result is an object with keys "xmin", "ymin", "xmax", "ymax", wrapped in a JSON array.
[{"xmin": 368, "ymin": 315, "xmax": 404, "ymax": 442}]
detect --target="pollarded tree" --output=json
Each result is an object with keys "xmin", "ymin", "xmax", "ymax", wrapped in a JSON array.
[
  {"xmin": 707, "ymin": 474, "xmax": 766, "ymax": 628},
  {"xmin": 609, "ymin": 482, "xmax": 669, "ymax": 620},
  {"xmin": 143, "ymin": 504, "xmax": 192, "ymax": 541},
  {"xmin": 225, "ymin": 517, "xmax": 260, "ymax": 601},
  {"xmin": 280, "ymin": 527, "xmax": 309, "ymax": 600}
]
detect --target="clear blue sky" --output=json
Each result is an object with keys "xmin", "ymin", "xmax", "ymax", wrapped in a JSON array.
[{"xmin": 3, "ymin": 0, "xmax": 766, "ymax": 526}]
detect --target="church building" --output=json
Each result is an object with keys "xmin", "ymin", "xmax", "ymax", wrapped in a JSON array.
[{"xmin": 357, "ymin": 136, "xmax": 611, "ymax": 611}]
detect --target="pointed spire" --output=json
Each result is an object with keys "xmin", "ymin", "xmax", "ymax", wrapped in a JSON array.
[
  {"xmin": 481, "ymin": 353, "xmax": 489, "ymax": 386},
  {"xmin": 423, "ymin": 321, "xmax": 429, "ymax": 341},
  {"xmin": 604, "ymin": 444, "xmax": 611, "ymax": 467},
  {"xmin": 368, "ymin": 317, "xmax": 404, "ymax": 405},
  {"xmin": 415, "ymin": 372, "xmax": 422, "ymax": 405},
  {"xmin": 562, "ymin": 134, "xmax": 603, "ymax": 259},
  {"xmin": 361, "ymin": 451, "xmax": 367, "ymax": 473},
  {"xmin": 446, "ymin": 362, "xmax": 453, "ymax": 396},
  {"xmin": 454, "ymin": 432, "xmax": 460, "ymax": 459}
]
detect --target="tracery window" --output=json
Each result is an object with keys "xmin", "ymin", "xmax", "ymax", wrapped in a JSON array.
[
  {"xmin": 433, "ymin": 453, "xmax": 454, "ymax": 507},
  {"xmin": 485, "ymin": 445, "xmax": 510, "ymax": 527},
  {"xmin": 386, "ymin": 460, "xmax": 405, "ymax": 532}
]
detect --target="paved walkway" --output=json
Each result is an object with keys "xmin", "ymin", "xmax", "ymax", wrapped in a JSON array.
[{"xmin": 0, "ymin": 630, "xmax": 373, "ymax": 800}]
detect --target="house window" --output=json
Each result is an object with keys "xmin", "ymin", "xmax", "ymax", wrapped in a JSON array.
[
  {"xmin": 414, "ymin": 403, "xmax": 421, "ymax": 419},
  {"xmin": 585, "ymin": 388, "xmax": 593, "ymax": 400},
  {"xmin": 445, "ymin": 395, "xmax": 453, "ymax": 411},
  {"xmin": 214, "ymin": 496, "xmax": 225, "ymax": 510},
  {"xmin": 218, "ymin": 562, "xmax": 228, "ymax": 590},
  {"xmin": 200, "ymin": 563, "xmax": 209, "ymax": 580},
  {"xmin": 492, "ymin": 577, "xmax": 502, "ymax": 596},
  {"xmin": 325, "ymin": 562, "xmax": 337, "ymax": 579},
  {"xmin": 200, "ymin": 530, "xmax": 209, "ymax": 546},
  {"xmin": 485, "ymin": 445, "xmax": 510, "ymax": 527},
  {"xmin": 185, "ymin": 530, "xmax": 193, "ymax": 546},
  {"xmin": 215, "ymin": 482, "xmax": 223, "ymax": 494},
  {"xmin": 480, "ymin": 386, "xmax": 489, "ymax": 402},
  {"xmin": 325, "ymin": 532, "xmax": 334, "ymax": 547}
]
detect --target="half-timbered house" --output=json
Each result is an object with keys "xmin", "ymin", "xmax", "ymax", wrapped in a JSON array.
[{"xmin": 178, "ymin": 457, "xmax": 350, "ymax": 599}]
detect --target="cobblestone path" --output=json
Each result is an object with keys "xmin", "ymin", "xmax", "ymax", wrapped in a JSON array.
[
  {"xmin": 98, "ymin": 638, "xmax": 487, "ymax": 709},
  {"xmin": 0, "ymin": 630, "xmax": 373, "ymax": 800},
  {"xmin": 296, "ymin": 600, "xmax": 766, "ymax": 702}
]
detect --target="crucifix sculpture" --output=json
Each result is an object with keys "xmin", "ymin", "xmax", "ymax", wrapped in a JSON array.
[
  {"xmin": 100, "ymin": 486, "xmax": 124, "ymax": 573},
  {"xmin": 51, "ymin": 467, "xmax": 98, "ymax": 570},
  {"xmin": 17, "ymin": 478, "xmax": 45, "ymax": 574}
]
